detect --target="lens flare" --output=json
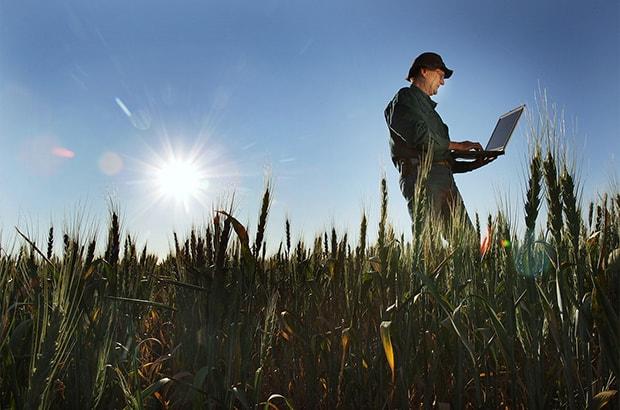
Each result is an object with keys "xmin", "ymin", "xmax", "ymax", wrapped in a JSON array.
[
  {"xmin": 99, "ymin": 151, "xmax": 123, "ymax": 175},
  {"xmin": 52, "ymin": 146, "xmax": 75, "ymax": 158}
]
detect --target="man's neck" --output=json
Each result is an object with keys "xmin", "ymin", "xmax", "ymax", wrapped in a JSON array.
[{"xmin": 411, "ymin": 80, "xmax": 431, "ymax": 97}]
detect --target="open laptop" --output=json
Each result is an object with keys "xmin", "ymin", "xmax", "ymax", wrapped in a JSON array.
[{"xmin": 451, "ymin": 104, "xmax": 525, "ymax": 159}]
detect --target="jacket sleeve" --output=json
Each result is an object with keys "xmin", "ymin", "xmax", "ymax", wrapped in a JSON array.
[{"xmin": 385, "ymin": 89, "xmax": 441, "ymax": 149}]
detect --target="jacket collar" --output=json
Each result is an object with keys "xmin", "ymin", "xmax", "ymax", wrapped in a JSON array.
[{"xmin": 410, "ymin": 84, "xmax": 438, "ymax": 108}]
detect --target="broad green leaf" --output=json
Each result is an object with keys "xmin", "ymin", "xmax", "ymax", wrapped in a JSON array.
[
  {"xmin": 216, "ymin": 210, "xmax": 253, "ymax": 261},
  {"xmin": 193, "ymin": 366, "xmax": 210, "ymax": 390}
]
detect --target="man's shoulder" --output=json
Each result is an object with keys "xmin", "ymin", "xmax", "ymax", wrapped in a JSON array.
[
  {"xmin": 392, "ymin": 86, "xmax": 425, "ymax": 108},
  {"xmin": 389, "ymin": 86, "xmax": 414, "ymax": 103},
  {"xmin": 396, "ymin": 86, "xmax": 413, "ymax": 97}
]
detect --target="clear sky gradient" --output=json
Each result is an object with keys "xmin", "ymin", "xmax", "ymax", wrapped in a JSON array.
[{"xmin": 1, "ymin": 0, "xmax": 618, "ymax": 255}]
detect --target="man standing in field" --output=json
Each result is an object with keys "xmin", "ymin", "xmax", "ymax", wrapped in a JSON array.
[{"xmin": 384, "ymin": 52, "xmax": 494, "ymax": 222}]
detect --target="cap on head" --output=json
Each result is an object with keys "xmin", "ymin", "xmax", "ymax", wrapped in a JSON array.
[{"xmin": 407, "ymin": 52, "xmax": 453, "ymax": 81}]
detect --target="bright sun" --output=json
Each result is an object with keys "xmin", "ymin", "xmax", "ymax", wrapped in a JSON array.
[
  {"xmin": 138, "ymin": 140, "xmax": 232, "ymax": 215},
  {"xmin": 155, "ymin": 157, "xmax": 209, "ymax": 205}
]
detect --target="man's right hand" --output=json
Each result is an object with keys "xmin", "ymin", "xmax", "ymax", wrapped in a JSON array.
[
  {"xmin": 452, "ymin": 156, "xmax": 496, "ymax": 173},
  {"xmin": 472, "ymin": 155, "xmax": 496, "ymax": 168}
]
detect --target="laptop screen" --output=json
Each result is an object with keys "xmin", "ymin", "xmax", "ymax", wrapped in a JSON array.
[{"xmin": 485, "ymin": 105, "xmax": 525, "ymax": 151}]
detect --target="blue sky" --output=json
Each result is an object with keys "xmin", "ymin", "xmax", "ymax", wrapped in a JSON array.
[{"xmin": 1, "ymin": 0, "xmax": 618, "ymax": 255}]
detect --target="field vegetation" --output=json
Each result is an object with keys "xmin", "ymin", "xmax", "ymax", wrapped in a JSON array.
[{"xmin": 1, "ymin": 104, "xmax": 618, "ymax": 408}]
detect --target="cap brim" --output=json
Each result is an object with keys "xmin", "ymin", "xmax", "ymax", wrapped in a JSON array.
[{"xmin": 442, "ymin": 67, "xmax": 453, "ymax": 79}]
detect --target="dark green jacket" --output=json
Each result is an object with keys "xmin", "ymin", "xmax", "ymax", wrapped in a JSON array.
[{"xmin": 384, "ymin": 84, "xmax": 451, "ymax": 163}]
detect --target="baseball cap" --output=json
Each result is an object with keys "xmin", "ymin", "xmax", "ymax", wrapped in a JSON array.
[{"xmin": 407, "ymin": 52, "xmax": 453, "ymax": 80}]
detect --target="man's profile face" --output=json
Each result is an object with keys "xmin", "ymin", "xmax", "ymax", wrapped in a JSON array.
[{"xmin": 423, "ymin": 68, "xmax": 445, "ymax": 96}]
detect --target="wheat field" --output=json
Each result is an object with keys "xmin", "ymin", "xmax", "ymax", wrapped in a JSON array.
[{"xmin": 1, "ymin": 112, "xmax": 618, "ymax": 409}]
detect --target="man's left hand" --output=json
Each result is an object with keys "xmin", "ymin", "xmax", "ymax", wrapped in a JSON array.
[{"xmin": 449, "ymin": 141, "xmax": 483, "ymax": 151}]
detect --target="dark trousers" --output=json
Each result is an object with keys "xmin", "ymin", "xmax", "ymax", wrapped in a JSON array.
[{"xmin": 399, "ymin": 160, "xmax": 473, "ymax": 229}]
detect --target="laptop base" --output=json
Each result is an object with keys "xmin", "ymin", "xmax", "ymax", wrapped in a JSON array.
[{"xmin": 450, "ymin": 150, "xmax": 504, "ymax": 160}]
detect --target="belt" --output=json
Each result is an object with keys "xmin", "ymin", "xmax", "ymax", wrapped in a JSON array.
[{"xmin": 396, "ymin": 158, "xmax": 452, "ymax": 174}]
